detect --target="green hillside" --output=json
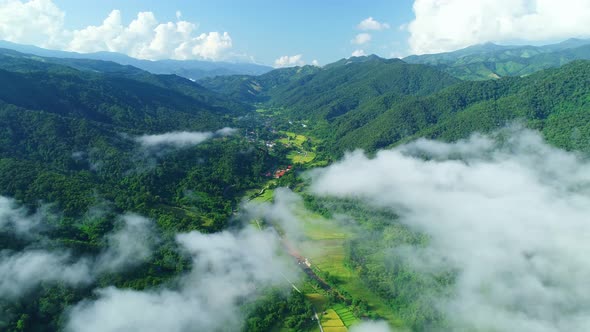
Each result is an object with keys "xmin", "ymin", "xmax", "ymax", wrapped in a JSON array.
[
  {"xmin": 0, "ymin": 51, "xmax": 289, "ymax": 331},
  {"xmin": 324, "ymin": 60, "xmax": 590, "ymax": 154},
  {"xmin": 404, "ymin": 39, "xmax": 590, "ymax": 80},
  {"xmin": 202, "ymin": 55, "xmax": 460, "ymax": 122}
]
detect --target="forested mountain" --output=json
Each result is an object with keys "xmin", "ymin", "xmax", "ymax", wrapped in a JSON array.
[
  {"xmin": 0, "ymin": 48, "xmax": 269, "ymax": 214},
  {"xmin": 404, "ymin": 38, "xmax": 590, "ymax": 80},
  {"xmin": 0, "ymin": 49, "xmax": 290, "ymax": 331},
  {"xmin": 324, "ymin": 60, "xmax": 590, "ymax": 153},
  {"xmin": 199, "ymin": 65, "xmax": 322, "ymax": 102},
  {"xmin": 204, "ymin": 53, "xmax": 590, "ymax": 157},
  {"xmin": 201, "ymin": 55, "xmax": 460, "ymax": 120},
  {"xmin": 0, "ymin": 40, "xmax": 272, "ymax": 80}
]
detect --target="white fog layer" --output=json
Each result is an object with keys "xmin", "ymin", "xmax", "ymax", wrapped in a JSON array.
[
  {"xmin": 0, "ymin": 207, "xmax": 156, "ymax": 299},
  {"xmin": 65, "ymin": 227, "xmax": 296, "ymax": 332},
  {"xmin": 136, "ymin": 127, "xmax": 237, "ymax": 149},
  {"xmin": 310, "ymin": 129, "xmax": 590, "ymax": 331}
]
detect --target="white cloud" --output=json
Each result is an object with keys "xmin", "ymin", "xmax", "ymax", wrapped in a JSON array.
[
  {"xmin": 351, "ymin": 49, "xmax": 366, "ymax": 57},
  {"xmin": 65, "ymin": 227, "xmax": 295, "ymax": 332},
  {"xmin": 135, "ymin": 128, "xmax": 236, "ymax": 149},
  {"xmin": 0, "ymin": 1, "xmax": 233, "ymax": 60},
  {"xmin": 274, "ymin": 54, "xmax": 305, "ymax": 68},
  {"xmin": 137, "ymin": 131, "xmax": 213, "ymax": 148},
  {"xmin": 244, "ymin": 188, "xmax": 306, "ymax": 242},
  {"xmin": 95, "ymin": 214, "xmax": 156, "ymax": 273},
  {"xmin": 310, "ymin": 128, "xmax": 590, "ymax": 331},
  {"xmin": 0, "ymin": 0, "xmax": 67, "ymax": 48},
  {"xmin": 0, "ymin": 250, "xmax": 93, "ymax": 300},
  {"xmin": 0, "ymin": 204, "xmax": 157, "ymax": 300},
  {"xmin": 215, "ymin": 127, "xmax": 238, "ymax": 137},
  {"xmin": 311, "ymin": 59, "xmax": 320, "ymax": 67},
  {"xmin": 351, "ymin": 32, "xmax": 372, "ymax": 45},
  {"xmin": 357, "ymin": 17, "xmax": 390, "ymax": 31},
  {"xmin": 349, "ymin": 321, "xmax": 393, "ymax": 332},
  {"xmin": 0, "ymin": 196, "xmax": 42, "ymax": 235},
  {"xmin": 407, "ymin": 0, "xmax": 590, "ymax": 54}
]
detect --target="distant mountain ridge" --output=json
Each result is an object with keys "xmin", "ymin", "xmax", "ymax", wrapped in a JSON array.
[
  {"xmin": 200, "ymin": 55, "xmax": 459, "ymax": 119},
  {"xmin": 0, "ymin": 40, "xmax": 273, "ymax": 80},
  {"xmin": 404, "ymin": 38, "xmax": 590, "ymax": 80}
]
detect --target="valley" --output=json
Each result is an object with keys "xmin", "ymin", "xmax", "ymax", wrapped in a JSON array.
[{"xmin": 0, "ymin": 35, "xmax": 589, "ymax": 332}]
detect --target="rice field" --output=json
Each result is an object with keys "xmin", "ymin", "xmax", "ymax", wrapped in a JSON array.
[
  {"xmin": 333, "ymin": 304, "xmax": 357, "ymax": 327},
  {"xmin": 287, "ymin": 150, "xmax": 316, "ymax": 164},
  {"xmin": 321, "ymin": 309, "xmax": 348, "ymax": 332},
  {"xmin": 278, "ymin": 131, "xmax": 308, "ymax": 147}
]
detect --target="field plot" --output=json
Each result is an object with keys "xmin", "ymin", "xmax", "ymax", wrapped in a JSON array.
[
  {"xmin": 278, "ymin": 131, "xmax": 317, "ymax": 164},
  {"xmin": 321, "ymin": 309, "xmax": 348, "ymax": 332},
  {"xmin": 287, "ymin": 150, "xmax": 316, "ymax": 164},
  {"xmin": 278, "ymin": 131, "xmax": 308, "ymax": 147},
  {"xmin": 333, "ymin": 304, "xmax": 357, "ymax": 327}
]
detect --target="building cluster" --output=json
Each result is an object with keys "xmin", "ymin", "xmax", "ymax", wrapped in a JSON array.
[{"xmin": 265, "ymin": 165, "xmax": 293, "ymax": 178}]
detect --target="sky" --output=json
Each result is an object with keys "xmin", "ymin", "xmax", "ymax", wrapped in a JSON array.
[{"xmin": 1, "ymin": 0, "xmax": 590, "ymax": 66}]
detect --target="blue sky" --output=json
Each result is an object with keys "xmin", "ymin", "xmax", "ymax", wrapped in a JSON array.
[
  {"xmin": 1, "ymin": 1, "xmax": 589, "ymax": 66},
  {"xmin": 53, "ymin": 0, "xmax": 414, "ymax": 65}
]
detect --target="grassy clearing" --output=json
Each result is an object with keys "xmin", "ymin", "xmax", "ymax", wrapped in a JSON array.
[
  {"xmin": 252, "ymin": 187, "xmax": 274, "ymax": 203},
  {"xmin": 287, "ymin": 150, "xmax": 316, "ymax": 164}
]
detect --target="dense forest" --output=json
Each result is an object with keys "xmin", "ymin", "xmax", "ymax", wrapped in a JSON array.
[{"xmin": 0, "ymin": 51, "xmax": 286, "ymax": 331}]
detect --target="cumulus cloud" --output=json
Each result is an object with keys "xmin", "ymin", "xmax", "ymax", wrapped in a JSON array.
[
  {"xmin": 0, "ymin": 1, "xmax": 233, "ymax": 60},
  {"xmin": 95, "ymin": 214, "xmax": 156, "ymax": 273},
  {"xmin": 310, "ymin": 128, "xmax": 590, "ymax": 331},
  {"xmin": 274, "ymin": 54, "xmax": 305, "ymax": 68},
  {"xmin": 135, "ymin": 127, "xmax": 236, "ymax": 149},
  {"xmin": 311, "ymin": 59, "xmax": 320, "ymax": 67},
  {"xmin": 357, "ymin": 17, "xmax": 390, "ymax": 31},
  {"xmin": 65, "ymin": 227, "xmax": 295, "ymax": 332},
  {"xmin": 0, "ymin": 0, "xmax": 66, "ymax": 48},
  {"xmin": 351, "ymin": 32, "xmax": 372, "ymax": 45},
  {"xmin": 351, "ymin": 49, "xmax": 366, "ymax": 57},
  {"xmin": 407, "ymin": 0, "xmax": 590, "ymax": 54}
]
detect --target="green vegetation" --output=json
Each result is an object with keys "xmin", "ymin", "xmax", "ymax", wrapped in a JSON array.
[
  {"xmin": 404, "ymin": 39, "xmax": 590, "ymax": 80},
  {"xmin": 333, "ymin": 304, "xmax": 356, "ymax": 327},
  {"xmin": 305, "ymin": 60, "xmax": 590, "ymax": 157},
  {"xmin": 320, "ymin": 309, "xmax": 347, "ymax": 332},
  {"xmin": 0, "ymin": 51, "xmax": 278, "ymax": 331},
  {"xmin": 244, "ymin": 290, "xmax": 315, "ymax": 332},
  {"xmin": 2, "ymin": 42, "xmax": 590, "ymax": 332},
  {"xmin": 204, "ymin": 56, "xmax": 590, "ymax": 331}
]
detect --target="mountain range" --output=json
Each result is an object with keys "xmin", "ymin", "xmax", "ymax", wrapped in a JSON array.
[
  {"xmin": 0, "ymin": 39, "xmax": 589, "ymax": 332},
  {"xmin": 0, "ymin": 40, "xmax": 273, "ymax": 80},
  {"xmin": 404, "ymin": 38, "xmax": 590, "ymax": 80}
]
